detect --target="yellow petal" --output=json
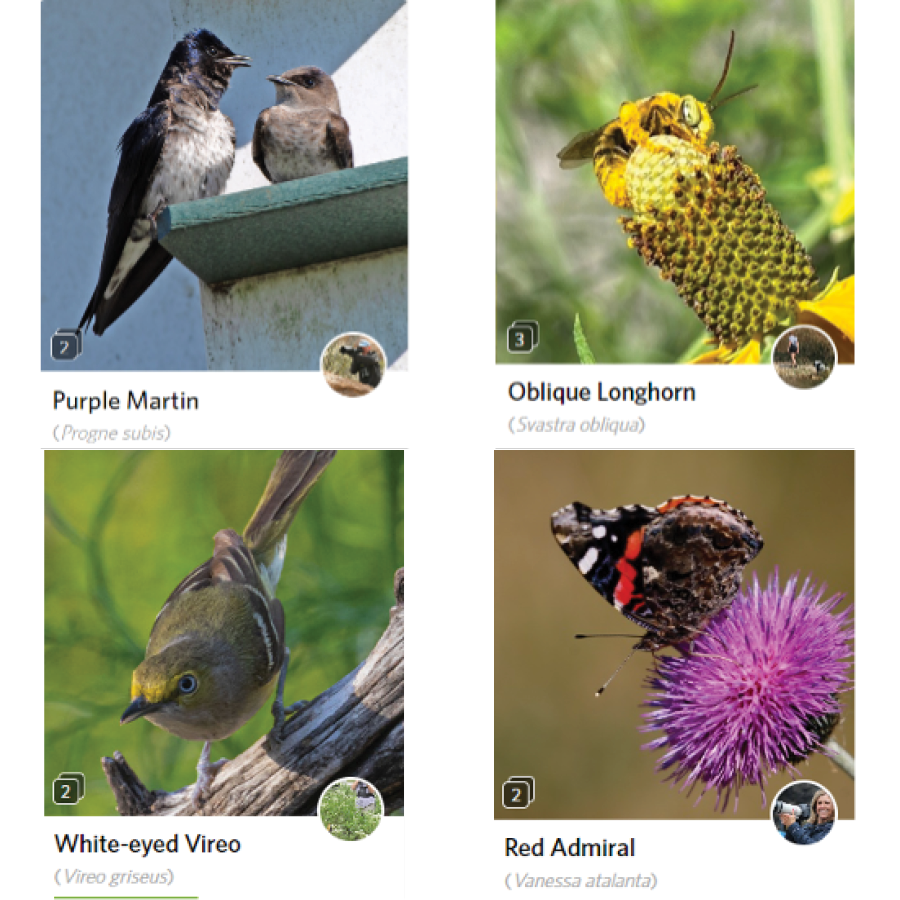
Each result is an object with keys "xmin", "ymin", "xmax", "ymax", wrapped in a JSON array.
[
  {"xmin": 832, "ymin": 185, "xmax": 854, "ymax": 227},
  {"xmin": 689, "ymin": 347, "xmax": 732, "ymax": 364},
  {"xmin": 689, "ymin": 340, "xmax": 761, "ymax": 365},
  {"xmin": 727, "ymin": 341, "xmax": 762, "ymax": 365},
  {"xmin": 798, "ymin": 276, "xmax": 854, "ymax": 360},
  {"xmin": 802, "ymin": 275, "xmax": 854, "ymax": 340}
]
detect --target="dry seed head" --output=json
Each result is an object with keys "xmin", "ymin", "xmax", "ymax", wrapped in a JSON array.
[{"xmin": 621, "ymin": 137, "xmax": 819, "ymax": 348}]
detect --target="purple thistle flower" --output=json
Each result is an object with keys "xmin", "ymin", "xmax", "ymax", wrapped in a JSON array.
[{"xmin": 640, "ymin": 570, "xmax": 853, "ymax": 811}]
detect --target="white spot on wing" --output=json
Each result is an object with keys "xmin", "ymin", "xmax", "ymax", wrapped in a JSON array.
[
  {"xmin": 592, "ymin": 524, "xmax": 607, "ymax": 539},
  {"xmin": 578, "ymin": 546, "xmax": 599, "ymax": 574}
]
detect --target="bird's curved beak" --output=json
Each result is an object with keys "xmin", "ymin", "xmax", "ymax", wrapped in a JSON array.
[
  {"xmin": 121, "ymin": 695, "xmax": 162, "ymax": 725},
  {"xmin": 223, "ymin": 55, "xmax": 252, "ymax": 68}
]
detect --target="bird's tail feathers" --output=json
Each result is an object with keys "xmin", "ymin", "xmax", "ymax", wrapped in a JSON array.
[{"xmin": 243, "ymin": 450, "xmax": 336, "ymax": 574}]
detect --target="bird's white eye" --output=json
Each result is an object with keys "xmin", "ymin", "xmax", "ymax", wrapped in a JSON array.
[{"xmin": 179, "ymin": 674, "xmax": 199, "ymax": 695}]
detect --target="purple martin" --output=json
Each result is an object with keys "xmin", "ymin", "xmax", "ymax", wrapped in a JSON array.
[
  {"xmin": 79, "ymin": 29, "xmax": 250, "ymax": 336},
  {"xmin": 252, "ymin": 67, "xmax": 353, "ymax": 184}
]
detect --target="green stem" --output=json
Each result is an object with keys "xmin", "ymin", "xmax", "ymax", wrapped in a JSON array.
[{"xmin": 810, "ymin": 0, "xmax": 853, "ymax": 192}]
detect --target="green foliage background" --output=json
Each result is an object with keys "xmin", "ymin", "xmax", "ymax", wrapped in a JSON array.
[
  {"xmin": 497, "ymin": 0, "xmax": 855, "ymax": 362},
  {"xmin": 45, "ymin": 450, "xmax": 403, "ymax": 816},
  {"xmin": 319, "ymin": 780, "xmax": 383, "ymax": 840}
]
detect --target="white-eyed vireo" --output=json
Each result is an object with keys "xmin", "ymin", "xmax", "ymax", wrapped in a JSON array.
[{"xmin": 120, "ymin": 450, "xmax": 336, "ymax": 804}]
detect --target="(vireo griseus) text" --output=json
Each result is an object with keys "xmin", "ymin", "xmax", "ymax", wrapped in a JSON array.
[{"xmin": 120, "ymin": 450, "xmax": 336, "ymax": 804}]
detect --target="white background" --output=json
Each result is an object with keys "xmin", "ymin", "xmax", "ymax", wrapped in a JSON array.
[{"xmin": 17, "ymin": 0, "xmax": 887, "ymax": 896}]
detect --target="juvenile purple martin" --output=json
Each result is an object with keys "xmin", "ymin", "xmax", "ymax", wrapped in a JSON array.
[
  {"xmin": 252, "ymin": 67, "xmax": 353, "ymax": 184},
  {"xmin": 79, "ymin": 29, "xmax": 250, "ymax": 336}
]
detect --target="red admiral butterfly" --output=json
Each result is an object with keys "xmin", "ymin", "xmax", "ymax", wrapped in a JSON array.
[{"xmin": 551, "ymin": 496, "xmax": 763, "ymax": 653}]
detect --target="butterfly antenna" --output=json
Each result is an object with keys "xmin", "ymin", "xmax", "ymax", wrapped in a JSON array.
[
  {"xmin": 595, "ymin": 646, "xmax": 640, "ymax": 696},
  {"xmin": 575, "ymin": 633, "xmax": 641, "ymax": 640}
]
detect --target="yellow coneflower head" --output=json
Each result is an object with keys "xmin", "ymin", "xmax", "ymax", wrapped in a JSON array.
[{"xmin": 620, "ymin": 137, "xmax": 821, "ymax": 359}]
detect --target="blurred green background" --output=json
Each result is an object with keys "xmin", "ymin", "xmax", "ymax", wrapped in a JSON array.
[
  {"xmin": 45, "ymin": 450, "xmax": 403, "ymax": 815},
  {"xmin": 497, "ymin": 0, "xmax": 855, "ymax": 362},
  {"xmin": 495, "ymin": 450, "xmax": 854, "ymax": 818}
]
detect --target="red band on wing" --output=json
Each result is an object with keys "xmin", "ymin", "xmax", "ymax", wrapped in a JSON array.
[{"xmin": 613, "ymin": 527, "xmax": 645, "ymax": 607}]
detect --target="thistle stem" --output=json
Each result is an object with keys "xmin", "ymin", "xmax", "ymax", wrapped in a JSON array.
[{"xmin": 825, "ymin": 737, "xmax": 855, "ymax": 780}]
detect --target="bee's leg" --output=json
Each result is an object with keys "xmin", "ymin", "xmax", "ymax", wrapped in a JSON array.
[
  {"xmin": 596, "ymin": 154, "xmax": 631, "ymax": 209},
  {"xmin": 618, "ymin": 101, "xmax": 653, "ymax": 149}
]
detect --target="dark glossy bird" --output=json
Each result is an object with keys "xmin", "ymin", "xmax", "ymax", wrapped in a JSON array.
[
  {"xmin": 252, "ymin": 66, "xmax": 353, "ymax": 184},
  {"xmin": 79, "ymin": 29, "xmax": 250, "ymax": 336}
]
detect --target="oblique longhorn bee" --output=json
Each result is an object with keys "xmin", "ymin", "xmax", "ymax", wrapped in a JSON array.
[{"xmin": 557, "ymin": 31, "xmax": 757, "ymax": 209}]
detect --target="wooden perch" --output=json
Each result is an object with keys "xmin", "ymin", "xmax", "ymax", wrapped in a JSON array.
[{"xmin": 103, "ymin": 568, "xmax": 404, "ymax": 816}]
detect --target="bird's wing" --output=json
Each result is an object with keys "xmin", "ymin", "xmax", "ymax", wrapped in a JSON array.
[
  {"xmin": 148, "ymin": 529, "xmax": 286, "ymax": 681},
  {"xmin": 208, "ymin": 529, "xmax": 286, "ymax": 679},
  {"xmin": 79, "ymin": 102, "xmax": 171, "ymax": 334},
  {"xmin": 91, "ymin": 243, "xmax": 174, "ymax": 334},
  {"xmin": 326, "ymin": 114, "xmax": 354, "ymax": 170},
  {"xmin": 251, "ymin": 109, "xmax": 274, "ymax": 183}
]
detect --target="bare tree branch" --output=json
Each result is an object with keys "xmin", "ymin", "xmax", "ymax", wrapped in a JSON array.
[{"xmin": 103, "ymin": 568, "xmax": 404, "ymax": 816}]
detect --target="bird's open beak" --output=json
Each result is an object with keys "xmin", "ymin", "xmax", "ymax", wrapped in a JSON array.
[
  {"xmin": 223, "ymin": 55, "xmax": 252, "ymax": 68},
  {"xmin": 266, "ymin": 75, "xmax": 293, "ymax": 86},
  {"xmin": 121, "ymin": 695, "xmax": 162, "ymax": 725}
]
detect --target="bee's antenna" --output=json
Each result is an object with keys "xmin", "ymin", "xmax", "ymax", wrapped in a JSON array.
[
  {"xmin": 708, "ymin": 30, "xmax": 737, "ymax": 105},
  {"xmin": 710, "ymin": 83, "xmax": 758, "ymax": 112},
  {"xmin": 707, "ymin": 30, "xmax": 758, "ymax": 111}
]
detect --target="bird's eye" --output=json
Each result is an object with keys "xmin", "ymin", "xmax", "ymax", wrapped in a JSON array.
[
  {"xmin": 303, "ymin": 77, "xmax": 316, "ymax": 88},
  {"xmin": 208, "ymin": 47, "xmax": 219, "ymax": 57},
  {"xmin": 179, "ymin": 674, "xmax": 198, "ymax": 695}
]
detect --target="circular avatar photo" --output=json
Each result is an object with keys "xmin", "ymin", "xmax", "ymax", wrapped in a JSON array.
[
  {"xmin": 772, "ymin": 326, "xmax": 836, "ymax": 390},
  {"xmin": 319, "ymin": 778, "xmax": 384, "ymax": 841},
  {"xmin": 772, "ymin": 781, "xmax": 836, "ymax": 845},
  {"xmin": 321, "ymin": 333, "xmax": 386, "ymax": 397}
]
